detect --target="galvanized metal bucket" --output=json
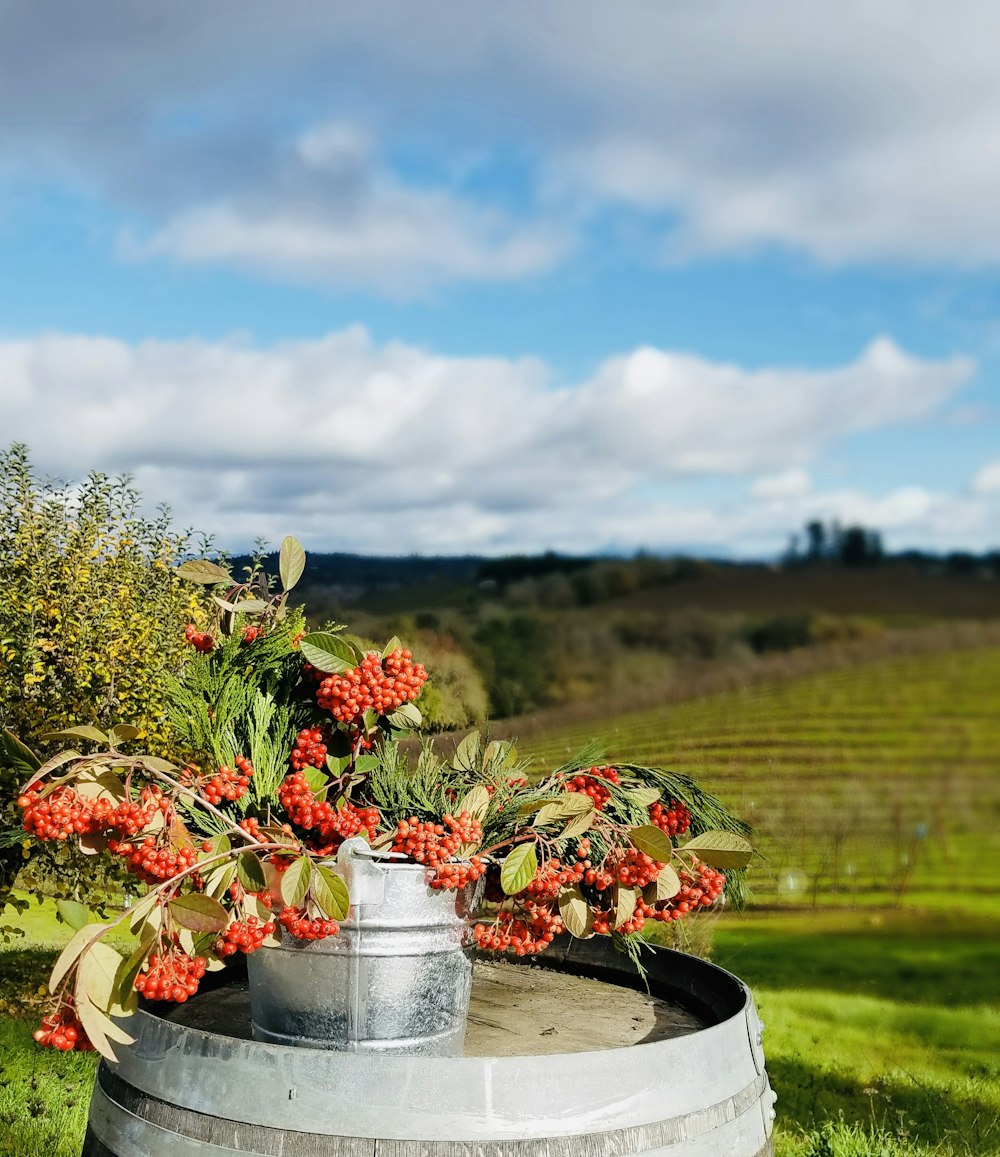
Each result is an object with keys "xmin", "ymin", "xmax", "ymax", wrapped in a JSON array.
[{"xmin": 247, "ymin": 838, "xmax": 481, "ymax": 1056}]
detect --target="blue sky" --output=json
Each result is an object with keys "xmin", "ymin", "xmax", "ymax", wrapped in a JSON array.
[{"xmin": 2, "ymin": 2, "xmax": 998, "ymax": 556}]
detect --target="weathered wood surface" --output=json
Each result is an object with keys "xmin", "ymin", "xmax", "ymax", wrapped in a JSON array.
[{"xmin": 163, "ymin": 958, "xmax": 705, "ymax": 1056}]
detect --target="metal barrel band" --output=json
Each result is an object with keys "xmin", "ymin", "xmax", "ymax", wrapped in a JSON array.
[{"xmin": 87, "ymin": 1062, "xmax": 769, "ymax": 1157}]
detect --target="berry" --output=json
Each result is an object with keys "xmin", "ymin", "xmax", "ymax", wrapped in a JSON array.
[
  {"xmin": 390, "ymin": 812, "xmax": 482, "ymax": 869},
  {"xmin": 651, "ymin": 860, "xmax": 726, "ymax": 922},
  {"xmin": 107, "ymin": 835, "xmax": 197, "ymax": 884},
  {"xmin": 430, "ymin": 856, "xmax": 486, "ymax": 891},
  {"xmin": 33, "ymin": 997, "xmax": 93, "ymax": 1052},
  {"xmin": 278, "ymin": 772, "xmax": 380, "ymax": 851},
  {"xmin": 215, "ymin": 917, "xmax": 276, "ymax": 957},
  {"xmin": 290, "ymin": 728, "xmax": 327, "ymax": 771},
  {"xmin": 563, "ymin": 766, "xmax": 620, "ymax": 811},
  {"xmin": 200, "ymin": 756, "xmax": 253, "ymax": 806},
  {"xmin": 184, "ymin": 624, "xmax": 215, "ymax": 653},
  {"xmin": 242, "ymin": 625, "xmax": 260, "ymax": 643},
  {"xmin": 315, "ymin": 649, "xmax": 427, "ymax": 725},
  {"xmin": 650, "ymin": 800, "xmax": 691, "ymax": 837},
  {"xmin": 134, "ymin": 950, "xmax": 207, "ymax": 1002},
  {"xmin": 279, "ymin": 907, "xmax": 339, "ymax": 941}
]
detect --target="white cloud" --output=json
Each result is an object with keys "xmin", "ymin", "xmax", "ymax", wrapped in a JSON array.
[
  {"xmin": 0, "ymin": 328, "xmax": 982, "ymax": 554},
  {"xmin": 123, "ymin": 121, "xmax": 567, "ymax": 293},
  {"xmin": 751, "ymin": 469, "xmax": 811, "ymax": 499},
  {"xmin": 972, "ymin": 461, "xmax": 1000, "ymax": 494},
  {"xmin": 6, "ymin": 3, "xmax": 1000, "ymax": 273}
]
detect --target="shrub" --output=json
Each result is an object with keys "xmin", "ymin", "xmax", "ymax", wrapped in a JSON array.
[{"xmin": 0, "ymin": 443, "xmax": 213, "ymax": 903}]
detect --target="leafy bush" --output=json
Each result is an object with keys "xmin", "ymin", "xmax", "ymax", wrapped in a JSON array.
[
  {"xmin": 0, "ymin": 443, "xmax": 213, "ymax": 903},
  {"xmin": 410, "ymin": 634, "xmax": 489, "ymax": 731}
]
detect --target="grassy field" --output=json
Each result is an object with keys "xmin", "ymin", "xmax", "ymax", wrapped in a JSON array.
[
  {"xmin": 517, "ymin": 645, "xmax": 1000, "ymax": 914},
  {"xmin": 1, "ymin": 644, "xmax": 998, "ymax": 1155}
]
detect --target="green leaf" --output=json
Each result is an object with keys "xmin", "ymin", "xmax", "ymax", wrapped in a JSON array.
[
  {"xmin": 203, "ymin": 862, "xmax": 237, "ymax": 901},
  {"xmin": 176, "ymin": 558, "xmax": 231, "ymax": 584},
  {"xmin": 500, "ymin": 843, "xmax": 538, "ymax": 896},
  {"xmin": 126, "ymin": 892, "xmax": 160, "ymax": 937},
  {"xmin": 39, "ymin": 725, "xmax": 109, "ymax": 746},
  {"xmin": 313, "ymin": 866, "xmax": 350, "ymax": 921},
  {"xmin": 455, "ymin": 785, "xmax": 491, "ymax": 820},
  {"xmin": 614, "ymin": 885, "xmax": 637, "ymax": 930},
  {"xmin": 301, "ymin": 765, "xmax": 328, "ymax": 795},
  {"xmin": 169, "ymin": 894, "xmax": 229, "ymax": 934},
  {"xmin": 108, "ymin": 724, "xmax": 140, "ymax": 745},
  {"xmin": 237, "ymin": 850, "xmax": 267, "ymax": 893},
  {"xmin": 387, "ymin": 702, "xmax": 421, "ymax": 729},
  {"xmin": 628, "ymin": 787, "xmax": 662, "ymax": 808},
  {"xmin": 115, "ymin": 926, "xmax": 156, "ymax": 1007},
  {"xmin": 279, "ymin": 536, "xmax": 306, "ymax": 591},
  {"xmin": 452, "ymin": 732, "xmax": 480, "ymax": 771},
  {"xmin": 77, "ymin": 941, "xmax": 124, "ymax": 1011},
  {"xmin": 139, "ymin": 755, "xmax": 178, "ymax": 775},
  {"xmin": 655, "ymin": 863, "xmax": 681, "ymax": 901},
  {"xmin": 681, "ymin": 830, "xmax": 753, "ymax": 870},
  {"xmin": 558, "ymin": 885, "xmax": 594, "ymax": 939},
  {"xmin": 561, "ymin": 810, "xmax": 595, "ymax": 841},
  {"xmin": 381, "ymin": 635, "xmax": 402, "ymax": 659},
  {"xmin": 628, "ymin": 825, "xmax": 675, "ymax": 863},
  {"xmin": 299, "ymin": 632, "xmax": 357, "ymax": 673},
  {"xmin": 280, "ymin": 856, "xmax": 313, "ymax": 908},
  {"xmin": 555, "ymin": 792, "xmax": 595, "ymax": 817},
  {"xmin": 533, "ymin": 803, "xmax": 563, "ymax": 827},
  {"xmin": 74, "ymin": 995, "xmax": 123, "ymax": 1062},
  {"xmin": 232, "ymin": 598, "xmax": 268, "ymax": 613},
  {"xmin": 56, "ymin": 900, "xmax": 91, "ymax": 931},
  {"xmin": 325, "ymin": 753, "xmax": 351, "ymax": 776},
  {"xmin": 1, "ymin": 729, "xmax": 41, "ymax": 775},
  {"xmin": 200, "ymin": 833, "xmax": 231, "ymax": 861},
  {"xmin": 483, "ymin": 740, "xmax": 517, "ymax": 768},
  {"xmin": 49, "ymin": 924, "xmax": 110, "ymax": 992}
]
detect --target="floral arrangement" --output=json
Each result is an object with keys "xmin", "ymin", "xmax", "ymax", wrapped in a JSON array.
[{"xmin": 14, "ymin": 539, "xmax": 752, "ymax": 1060}]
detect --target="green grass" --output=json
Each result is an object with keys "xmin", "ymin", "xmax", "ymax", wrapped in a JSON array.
[{"xmin": 712, "ymin": 911, "xmax": 1000, "ymax": 1156}]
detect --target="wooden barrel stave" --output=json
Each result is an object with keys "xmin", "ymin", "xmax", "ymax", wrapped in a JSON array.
[{"xmin": 82, "ymin": 942, "xmax": 776, "ymax": 1157}]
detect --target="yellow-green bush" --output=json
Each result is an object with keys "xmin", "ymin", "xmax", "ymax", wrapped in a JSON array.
[
  {"xmin": 0, "ymin": 443, "xmax": 213, "ymax": 903},
  {"xmin": 0, "ymin": 444, "xmax": 212, "ymax": 749}
]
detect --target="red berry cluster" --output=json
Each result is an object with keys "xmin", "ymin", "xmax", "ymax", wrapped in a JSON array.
[
  {"xmin": 19, "ymin": 785, "xmax": 113, "ymax": 840},
  {"xmin": 430, "ymin": 857, "xmax": 486, "ymax": 891},
  {"xmin": 19, "ymin": 783, "xmax": 171, "ymax": 842},
  {"xmin": 184, "ymin": 624, "xmax": 215, "ymax": 653},
  {"xmin": 315, "ymin": 649, "xmax": 427, "ymax": 724},
  {"xmin": 200, "ymin": 756, "xmax": 253, "ymax": 805},
  {"xmin": 610, "ymin": 847, "xmax": 661, "ymax": 889},
  {"xmin": 107, "ymin": 835, "xmax": 198, "ymax": 884},
  {"xmin": 522, "ymin": 856, "xmax": 585, "ymax": 899},
  {"xmin": 278, "ymin": 773, "xmax": 380, "ymax": 849},
  {"xmin": 214, "ymin": 916, "xmax": 276, "ymax": 957},
  {"xmin": 563, "ymin": 766, "xmax": 620, "ymax": 811},
  {"xmin": 473, "ymin": 902, "xmax": 564, "ymax": 956},
  {"xmin": 650, "ymin": 799, "xmax": 692, "ymax": 837},
  {"xmin": 592, "ymin": 900, "xmax": 653, "ymax": 936},
  {"xmin": 134, "ymin": 951, "xmax": 207, "ymax": 1002},
  {"xmin": 242, "ymin": 625, "xmax": 260, "ymax": 643},
  {"xmin": 652, "ymin": 860, "xmax": 726, "ymax": 921},
  {"xmin": 390, "ymin": 812, "xmax": 482, "ymax": 867},
  {"xmin": 279, "ymin": 907, "xmax": 339, "ymax": 941},
  {"xmin": 239, "ymin": 816, "xmax": 263, "ymax": 840},
  {"xmin": 290, "ymin": 728, "xmax": 327, "ymax": 770},
  {"xmin": 33, "ymin": 1000, "xmax": 92, "ymax": 1052}
]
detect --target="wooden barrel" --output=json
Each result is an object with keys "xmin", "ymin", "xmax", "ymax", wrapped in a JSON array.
[{"xmin": 82, "ymin": 940, "xmax": 776, "ymax": 1156}]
